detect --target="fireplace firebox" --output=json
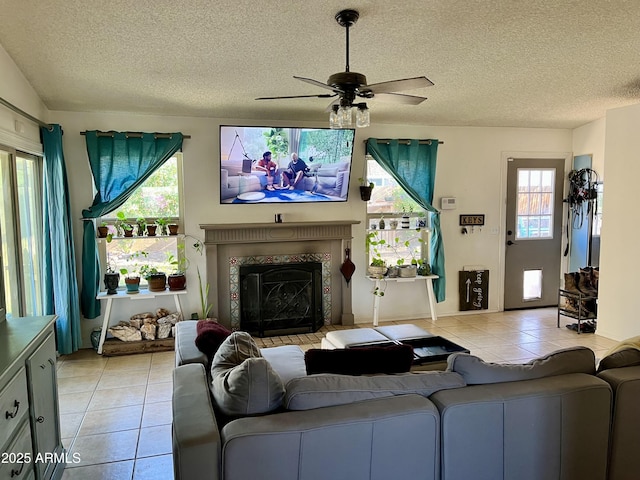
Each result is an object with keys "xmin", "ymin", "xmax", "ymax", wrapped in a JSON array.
[{"xmin": 240, "ymin": 262, "xmax": 323, "ymax": 337}]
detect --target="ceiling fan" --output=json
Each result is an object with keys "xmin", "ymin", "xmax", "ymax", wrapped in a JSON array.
[{"xmin": 255, "ymin": 9, "xmax": 434, "ymax": 127}]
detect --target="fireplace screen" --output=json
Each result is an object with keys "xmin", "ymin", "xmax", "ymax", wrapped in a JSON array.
[{"xmin": 240, "ymin": 262, "xmax": 323, "ymax": 337}]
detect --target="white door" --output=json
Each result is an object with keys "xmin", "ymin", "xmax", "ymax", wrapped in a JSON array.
[{"xmin": 504, "ymin": 158, "xmax": 564, "ymax": 309}]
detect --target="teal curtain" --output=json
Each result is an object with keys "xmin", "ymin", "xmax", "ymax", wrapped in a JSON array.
[
  {"xmin": 80, "ymin": 131, "xmax": 183, "ymax": 318},
  {"xmin": 41, "ymin": 125, "xmax": 82, "ymax": 354},
  {"xmin": 366, "ymin": 138, "xmax": 446, "ymax": 302}
]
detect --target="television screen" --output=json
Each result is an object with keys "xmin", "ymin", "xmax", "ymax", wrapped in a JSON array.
[{"xmin": 220, "ymin": 126, "xmax": 355, "ymax": 204}]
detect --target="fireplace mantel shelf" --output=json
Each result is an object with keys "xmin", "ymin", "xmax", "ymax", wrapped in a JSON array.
[{"xmin": 200, "ymin": 221, "xmax": 360, "ymax": 245}]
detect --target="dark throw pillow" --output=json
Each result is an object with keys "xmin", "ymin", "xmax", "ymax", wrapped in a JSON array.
[
  {"xmin": 194, "ymin": 319, "xmax": 232, "ymax": 358},
  {"xmin": 304, "ymin": 344, "xmax": 414, "ymax": 376}
]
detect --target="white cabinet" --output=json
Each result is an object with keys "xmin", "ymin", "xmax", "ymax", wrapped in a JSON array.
[{"xmin": 0, "ymin": 316, "xmax": 63, "ymax": 480}]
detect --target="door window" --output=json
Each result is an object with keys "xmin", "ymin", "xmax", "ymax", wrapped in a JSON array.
[{"xmin": 516, "ymin": 169, "xmax": 555, "ymax": 240}]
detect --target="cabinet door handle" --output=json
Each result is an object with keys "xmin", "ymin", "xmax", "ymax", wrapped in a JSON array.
[
  {"xmin": 10, "ymin": 462, "xmax": 25, "ymax": 477},
  {"xmin": 5, "ymin": 400, "xmax": 20, "ymax": 419},
  {"xmin": 36, "ymin": 415, "xmax": 45, "ymax": 423}
]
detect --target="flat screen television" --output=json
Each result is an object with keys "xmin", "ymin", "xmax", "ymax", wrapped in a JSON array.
[{"xmin": 220, "ymin": 126, "xmax": 355, "ymax": 204}]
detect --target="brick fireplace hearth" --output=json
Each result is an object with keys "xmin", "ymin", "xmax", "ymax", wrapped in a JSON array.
[{"xmin": 200, "ymin": 221, "xmax": 358, "ymax": 330}]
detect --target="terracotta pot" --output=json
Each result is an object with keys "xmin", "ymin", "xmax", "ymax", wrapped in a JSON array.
[
  {"xmin": 123, "ymin": 228, "xmax": 134, "ymax": 237},
  {"xmin": 146, "ymin": 225, "xmax": 157, "ymax": 236},
  {"xmin": 97, "ymin": 226, "xmax": 109, "ymax": 238},
  {"xmin": 168, "ymin": 273, "xmax": 186, "ymax": 291},
  {"xmin": 125, "ymin": 276, "xmax": 140, "ymax": 294},
  {"xmin": 147, "ymin": 273, "xmax": 166, "ymax": 292},
  {"xmin": 168, "ymin": 224, "xmax": 179, "ymax": 235}
]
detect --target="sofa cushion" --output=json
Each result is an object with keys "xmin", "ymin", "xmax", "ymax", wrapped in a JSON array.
[
  {"xmin": 210, "ymin": 332, "xmax": 285, "ymax": 416},
  {"xmin": 447, "ymin": 346, "xmax": 595, "ymax": 385},
  {"xmin": 597, "ymin": 348, "xmax": 640, "ymax": 372},
  {"xmin": 284, "ymin": 371, "xmax": 465, "ymax": 410},
  {"xmin": 304, "ymin": 344, "xmax": 414, "ymax": 375},
  {"xmin": 194, "ymin": 319, "xmax": 232, "ymax": 359}
]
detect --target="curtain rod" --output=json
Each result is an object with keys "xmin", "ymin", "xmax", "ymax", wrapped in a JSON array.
[
  {"xmin": 80, "ymin": 131, "xmax": 190, "ymax": 139},
  {"xmin": 365, "ymin": 138, "xmax": 444, "ymax": 145},
  {"xmin": 0, "ymin": 96, "xmax": 53, "ymax": 130}
]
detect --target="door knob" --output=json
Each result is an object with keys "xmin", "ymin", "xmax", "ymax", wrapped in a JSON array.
[{"xmin": 507, "ymin": 240, "xmax": 515, "ymax": 246}]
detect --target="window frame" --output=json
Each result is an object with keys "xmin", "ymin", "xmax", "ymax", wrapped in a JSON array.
[
  {"xmin": 0, "ymin": 144, "xmax": 44, "ymax": 317},
  {"xmin": 98, "ymin": 153, "xmax": 185, "ymax": 288}
]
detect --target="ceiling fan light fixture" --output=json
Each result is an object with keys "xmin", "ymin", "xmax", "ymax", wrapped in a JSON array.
[
  {"xmin": 339, "ymin": 105, "xmax": 353, "ymax": 127},
  {"xmin": 356, "ymin": 103, "xmax": 370, "ymax": 128},
  {"xmin": 329, "ymin": 105, "xmax": 341, "ymax": 129}
]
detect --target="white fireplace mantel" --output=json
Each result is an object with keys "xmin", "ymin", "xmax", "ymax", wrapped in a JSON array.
[{"xmin": 200, "ymin": 221, "xmax": 360, "ymax": 328}]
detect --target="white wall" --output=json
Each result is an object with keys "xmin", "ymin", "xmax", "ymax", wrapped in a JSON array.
[
  {"xmin": 596, "ymin": 104, "xmax": 640, "ymax": 340},
  {"xmin": 49, "ymin": 110, "xmax": 572, "ymax": 345},
  {"xmin": 573, "ymin": 117, "xmax": 606, "ymax": 180}
]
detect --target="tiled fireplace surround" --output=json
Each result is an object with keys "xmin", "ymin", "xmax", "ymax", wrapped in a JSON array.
[{"xmin": 201, "ymin": 221, "xmax": 359, "ymax": 330}]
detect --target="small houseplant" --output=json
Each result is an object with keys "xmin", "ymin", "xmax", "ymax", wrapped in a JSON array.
[
  {"xmin": 156, "ymin": 217, "xmax": 170, "ymax": 236},
  {"xmin": 114, "ymin": 211, "xmax": 133, "ymax": 237},
  {"xmin": 135, "ymin": 217, "xmax": 147, "ymax": 236},
  {"xmin": 167, "ymin": 246, "xmax": 188, "ymax": 291},
  {"xmin": 359, "ymin": 177, "xmax": 374, "ymax": 201},
  {"xmin": 97, "ymin": 221, "xmax": 109, "ymax": 238}
]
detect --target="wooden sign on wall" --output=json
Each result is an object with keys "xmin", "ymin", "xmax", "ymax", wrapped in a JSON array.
[{"xmin": 459, "ymin": 270, "xmax": 489, "ymax": 310}]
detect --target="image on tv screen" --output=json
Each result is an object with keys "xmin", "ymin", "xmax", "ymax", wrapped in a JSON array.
[{"xmin": 220, "ymin": 126, "xmax": 355, "ymax": 204}]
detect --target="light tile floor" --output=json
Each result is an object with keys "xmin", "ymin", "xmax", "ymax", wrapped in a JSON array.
[{"xmin": 57, "ymin": 307, "xmax": 617, "ymax": 480}]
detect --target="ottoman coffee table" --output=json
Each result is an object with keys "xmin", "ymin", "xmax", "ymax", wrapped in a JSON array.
[{"xmin": 322, "ymin": 324, "xmax": 470, "ymax": 371}]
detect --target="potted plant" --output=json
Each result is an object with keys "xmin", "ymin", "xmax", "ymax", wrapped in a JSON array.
[
  {"xmin": 183, "ymin": 234, "xmax": 213, "ymax": 319},
  {"xmin": 103, "ymin": 260, "xmax": 120, "ymax": 295},
  {"xmin": 168, "ymin": 223, "xmax": 179, "ymax": 235},
  {"xmin": 140, "ymin": 264, "xmax": 166, "ymax": 292},
  {"xmin": 119, "ymin": 267, "xmax": 141, "ymax": 294},
  {"xmin": 368, "ymin": 257, "xmax": 387, "ymax": 278},
  {"xmin": 156, "ymin": 217, "xmax": 170, "ymax": 236},
  {"xmin": 146, "ymin": 223, "xmax": 157, "ymax": 236},
  {"xmin": 97, "ymin": 221, "xmax": 109, "ymax": 238},
  {"xmin": 114, "ymin": 211, "xmax": 133, "ymax": 237},
  {"xmin": 359, "ymin": 177, "xmax": 374, "ymax": 201},
  {"xmin": 136, "ymin": 217, "xmax": 147, "ymax": 236},
  {"xmin": 166, "ymin": 246, "xmax": 188, "ymax": 291}
]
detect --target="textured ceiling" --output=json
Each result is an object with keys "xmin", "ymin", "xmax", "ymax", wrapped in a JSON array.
[{"xmin": 1, "ymin": 0, "xmax": 640, "ymax": 129}]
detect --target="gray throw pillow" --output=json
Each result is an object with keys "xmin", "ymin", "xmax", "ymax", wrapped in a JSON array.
[
  {"xmin": 597, "ymin": 348, "xmax": 640, "ymax": 372},
  {"xmin": 210, "ymin": 332, "xmax": 285, "ymax": 416},
  {"xmin": 447, "ymin": 346, "xmax": 595, "ymax": 385},
  {"xmin": 284, "ymin": 371, "xmax": 465, "ymax": 410}
]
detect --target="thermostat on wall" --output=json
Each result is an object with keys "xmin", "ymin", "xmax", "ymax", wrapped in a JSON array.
[{"xmin": 441, "ymin": 197, "xmax": 457, "ymax": 210}]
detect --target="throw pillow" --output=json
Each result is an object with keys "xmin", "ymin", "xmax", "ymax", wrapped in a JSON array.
[
  {"xmin": 194, "ymin": 319, "xmax": 232, "ymax": 358},
  {"xmin": 210, "ymin": 331, "xmax": 284, "ymax": 416},
  {"xmin": 285, "ymin": 371, "xmax": 466, "ymax": 410},
  {"xmin": 304, "ymin": 344, "xmax": 415, "ymax": 375},
  {"xmin": 447, "ymin": 346, "xmax": 596, "ymax": 385},
  {"xmin": 597, "ymin": 348, "xmax": 640, "ymax": 372}
]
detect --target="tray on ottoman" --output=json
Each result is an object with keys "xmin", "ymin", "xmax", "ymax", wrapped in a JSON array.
[{"xmin": 402, "ymin": 336, "xmax": 470, "ymax": 365}]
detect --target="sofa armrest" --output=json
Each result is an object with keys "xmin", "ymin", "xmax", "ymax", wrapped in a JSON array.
[
  {"xmin": 175, "ymin": 321, "xmax": 208, "ymax": 367},
  {"xmin": 173, "ymin": 364, "xmax": 221, "ymax": 480}
]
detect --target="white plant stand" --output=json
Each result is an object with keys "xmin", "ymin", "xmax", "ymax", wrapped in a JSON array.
[
  {"xmin": 95, "ymin": 288, "xmax": 187, "ymax": 354},
  {"xmin": 368, "ymin": 275, "xmax": 439, "ymax": 326}
]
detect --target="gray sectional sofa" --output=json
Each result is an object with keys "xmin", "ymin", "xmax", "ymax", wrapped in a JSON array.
[{"xmin": 172, "ymin": 320, "xmax": 639, "ymax": 480}]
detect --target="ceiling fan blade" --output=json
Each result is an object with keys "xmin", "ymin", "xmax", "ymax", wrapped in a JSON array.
[
  {"xmin": 370, "ymin": 92, "xmax": 428, "ymax": 105},
  {"xmin": 294, "ymin": 76, "xmax": 344, "ymax": 93},
  {"xmin": 256, "ymin": 93, "xmax": 336, "ymax": 100},
  {"xmin": 365, "ymin": 76, "xmax": 434, "ymax": 94}
]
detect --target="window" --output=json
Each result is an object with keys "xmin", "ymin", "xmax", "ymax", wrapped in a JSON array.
[
  {"xmin": 515, "ymin": 168, "xmax": 555, "ymax": 240},
  {"xmin": 0, "ymin": 146, "xmax": 44, "ymax": 318},
  {"xmin": 365, "ymin": 155, "xmax": 428, "ymax": 267},
  {"xmin": 100, "ymin": 154, "xmax": 183, "ymax": 286}
]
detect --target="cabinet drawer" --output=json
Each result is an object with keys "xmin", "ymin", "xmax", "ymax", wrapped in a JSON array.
[
  {"xmin": 0, "ymin": 368, "xmax": 29, "ymax": 451},
  {"xmin": 0, "ymin": 421, "xmax": 34, "ymax": 480}
]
